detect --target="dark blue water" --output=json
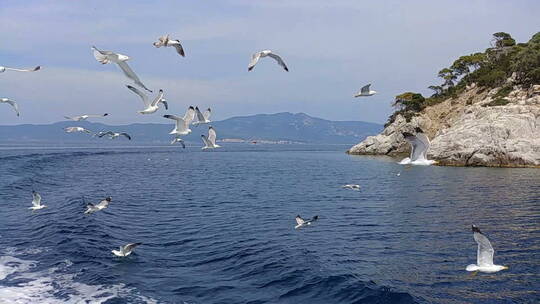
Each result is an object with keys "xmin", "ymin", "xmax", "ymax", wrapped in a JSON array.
[{"xmin": 0, "ymin": 144, "xmax": 538, "ymax": 303}]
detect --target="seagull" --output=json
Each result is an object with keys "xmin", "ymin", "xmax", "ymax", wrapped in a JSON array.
[
  {"xmin": 64, "ymin": 113, "xmax": 108, "ymax": 121},
  {"xmin": 29, "ymin": 191, "xmax": 47, "ymax": 211},
  {"xmin": 64, "ymin": 127, "xmax": 92, "ymax": 134},
  {"xmin": 399, "ymin": 128, "xmax": 436, "ymax": 165},
  {"xmin": 466, "ymin": 225, "xmax": 508, "ymax": 273},
  {"xmin": 96, "ymin": 131, "xmax": 132, "ymax": 140},
  {"xmin": 248, "ymin": 50, "xmax": 289, "ymax": 72},
  {"xmin": 201, "ymin": 126, "xmax": 221, "ymax": 150},
  {"xmin": 170, "ymin": 136, "xmax": 186, "ymax": 148},
  {"xmin": 341, "ymin": 184, "xmax": 360, "ymax": 190},
  {"xmin": 0, "ymin": 65, "xmax": 40, "ymax": 73},
  {"xmin": 295, "ymin": 215, "xmax": 319, "ymax": 229},
  {"xmin": 354, "ymin": 84, "xmax": 377, "ymax": 97},
  {"xmin": 193, "ymin": 107, "xmax": 211, "ymax": 125},
  {"xmin": 126, "ymin": 85, "xmax": 167, "ymax": 114},
  {"xmin": 84, "ymin": 197, "xmax": 112, "ymax": 214},
  {"xmin": 396, "ymin": 171, "xmax": 401, "ymax": 176},
  {"xmin": 112, "ymin": 242, "xmax": 142, "ymax": 257},
  {"xmin": 163, "ymin": 106, "xmax": 195, "ymax": 135},
  {"xmin": 0, "ymin": 98, "xmax": 20, "ymax": 116},
  {"xmin": 153, "ymin": 34, "xmax": 185, "ymax": 57},
  {"xmin": 92, "ymin": 46, "xmax": 152, "ymax": 92}
]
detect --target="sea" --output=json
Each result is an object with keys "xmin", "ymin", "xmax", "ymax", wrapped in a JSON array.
[{"xmin": 0, "ymin": 143, "xmax": 538, "ymax": 304}]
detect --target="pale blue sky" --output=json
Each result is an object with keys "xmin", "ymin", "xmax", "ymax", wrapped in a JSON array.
[{"xmin": 0, "ymin": 0, "xmax": 538, "ymax": 125}]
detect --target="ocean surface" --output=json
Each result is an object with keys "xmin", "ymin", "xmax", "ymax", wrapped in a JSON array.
[{"xmin": 0, "ymin": 143, "xmax": 538, "ymax": 304}]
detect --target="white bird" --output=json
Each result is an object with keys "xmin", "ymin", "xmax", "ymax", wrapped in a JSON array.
[
  {"xmin": 96, "ymin": 131, "xmax": 132, "ymax": 140},
  {"xmin": 92, "ymin": 46, "xmax": 152, "ymax": 92},
  {"xmin": 84, "ymin": 197, "xmax": 112, "ymax": 214},
  {"xmin": 112, "ymin": 242, "xmax": 142, "ymax": 257},
  {"xmin": 295, "ymin": 215, "xmax": 319, "ymax": 229},
  {"xmin": 466, "ymin": 225, "xmax": 508, "ymax": 273},
  {"xmin": 153, "ymin": 35, "xmax": 185, "ymax": 57},
  {"xmin": 399, "ymin": 128, "xmax": 436, "ymax": 165},
  {"xmin": 248, "ymin": 50, "xmax": 289, "ymax": 72},
  {"xmin": 170, "ymin": 136, "xmax": 186, "ymax": 148},
  {"xmin": 341, "ymin": 184, "xmax": 360, "ymax": 190},
  {"xmin": 396, "ymin": 171, "xmax": 401, "ymax": 176},
  {"xmin": 193, "ymin": 107, "xmax": 211, "ymax": 125},
  {"xmin": 0, "ymin": 98, "xmax": 20, "ymax": 116},
  {"xmin": 64, "ymin": 127, "xmax": 92, "ymax": 134},
  {"xmin": 163, "ymin": 106, "xmax": 195, "ymax": 135},
  {"xmin": 0, "ymin": 65, "xmax": 40, "ymax": 73},
  {"xmin": 64, "ymin": 113, "xmax": 108, "ymax": 121},
  {"xmin": 201, "ymin": 126, "xmax": 221, "ymax": 150},
  {"xmin": 29, "ymin": 191, "xmax": 47, "ymax": 211},
  {"xmin": 126, "ymin": 85, "xmax": 167, "ymax": 114},
  {"xmin": 354, "ymin": 84, "xmax": 377, "ymax": 97}
]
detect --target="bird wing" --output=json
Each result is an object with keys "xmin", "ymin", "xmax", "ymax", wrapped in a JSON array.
[
  {"xmin": 171, "ymin": 40, "xmax": 185, "ymax": 57},
  {"xmin": 126, "ymin": 85, "xmax": 150, "ymax": 107},
  {"xmin": 208, "ymin": 127, "xmax": 217, "ymax": 145},
  {"xmin": 32, "ymin": 191, "xmax": 41, "ymax": 206},
  {"xmin": 117, "ymin": 61, "xmax": 152, "ymax": 93},
  {"xmin": 248, "ymin": 52, "xmax": 262, "ymax": 71},
  {"xmin": 267, "ymin": 53, "xmax": 289, "ymax": 71},
  {"xmin": 164, "ymin": 115, "xmax": 188, "ymax": 133},
  {"xmin": 415, "ymin": 132, "xmax": 431, "ymax": 159},
  {"xmin": 203, "ymin": 108, "xmax": 211, "ymax": 121},
  {"xmin": 5, "ymin": 66, "xmax": 40, "ymax": 72},
  {"xmin": 84, "ymin": 114, "xmax": 108, "ymax": 118},
  {"xmin": 160, "ymin": 100, "xmax": 168, "ymax": 110},
  {"xmin": 474, "ymin": 231, "xmax": 495, "ymax": 267},
  {"xmin": 402, "ymin": 132, "xmax": 428, "ymax": 162},
  {"xmin": 92, "ymin": 46, "xmax": 111, "ymax": 64},
  {"xmin": 5, "ymin": 99, "xmax": 20, "ymax": 116},
  {"xmin": 183, "ymin": 107, "xmax": 196, "ymax": 124},
  {"xmin": 195, "ymin": 107, "xmax": 205, "ymax": 123},
  {"xmin": 360, "ymin": 84, "xmax": 371, "ymax": 94},
  {"xmin": 123, "ymin": 242, "xmax": 142, "ymax": 253},
  {"xmin": 150, "ymin": 90, "xmax": 164, "ymax": 107},
  {"xmin": 120, "ymin": 133, "xmax": 132, "ymax": 140},
  {"xmin": 295, "ymin": 216, "xmax": 305, "ymax": 225},
  {"xmin": 97, "ymin": 131, "xmax": 114, "ymax": 138},
  {"xmin": 201, "ymin": 135, "xmax": 211, "ymax": 147}
]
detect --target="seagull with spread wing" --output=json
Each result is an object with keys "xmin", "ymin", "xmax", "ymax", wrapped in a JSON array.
[
  {"xmin": 29, "ymin": 191, "xmax": 47, "ymax": 211},
  {"xmin": 466, "ymin": 225, "xmax": 508, "ymax": 273},
  {"xmin": 0, "ymin": 65, "xmax": 40, "ymax": 73},
  {"xmin": 295, "ymin": 215, "xmax": 319, "ymax": 229},
  {"xmin": 170, "ymin": 136, "xmax": 186, "ymax": 148},
  {"xmin": 193, "ymin": 107, "xmax": 211, "ymax": 125},
  {"xmin": 153, "ymin": 35, "xmax": 185, "ymax": 57},
  {"xmin": 64, "ymin": 127, "xmax": 92, "ymax": 134},
  {"xmin": 85, "ymin": 197, "xmax": 112, "ymax": 214},
  {"xmin": 201, "ymin": 126, "xmax": 221, "ymax": 150},
  {"xmin": 354, "ymin": 84, "xmax": 377, "ymax": 97},
  {"xmin": 64, "ymin": 113, "xmax": 108, "ymax": 121},
  {"xmin": 163, "ymin": 106, "xmax": 195, "ymax": 135},
  {"xmin": 126, "ymin": 85, "xmax": 167, "ymax": 114},
  {"xmin": 248, "ymin": 50, "xmax": 289, "ymax": 72},
  {"xmin": 95, "ymin": 131, "xmax": 131, "ymax": 140},
  {"xmin": 1, "ymin": 98, "xmax": 20, "ymax": 116},
  {"xmin": 112, "ymin": 243, "xmax": 142, "ymax": 257},
  {"xmin": 400, "ymin": 127, "xmax": 436, "ymax": 165},
  {"xmin": 92, "ymin": 46, "xmax": 152, "ymax": 92}
]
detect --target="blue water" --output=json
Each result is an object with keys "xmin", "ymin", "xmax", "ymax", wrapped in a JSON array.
[{"xmin": 0, "ymin": 144, "xmax": 538, "ymax": 303}]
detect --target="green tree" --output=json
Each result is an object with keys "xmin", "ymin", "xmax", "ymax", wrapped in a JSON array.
[{"xmin": 492, "ymin": 32, "xmax": 516, "ymax": 48}]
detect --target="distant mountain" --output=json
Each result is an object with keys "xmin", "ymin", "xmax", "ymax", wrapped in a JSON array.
[{"xmin": 0, "ymin": 112, "xmax": 382, "ymax": 144}]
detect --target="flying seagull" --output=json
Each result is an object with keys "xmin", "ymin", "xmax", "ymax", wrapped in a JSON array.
[
  {"xmin": 85, "ymin": 197, "xmax": 112, "ymax": 214},
  {"xmin": 466, "ymin": 225, "xmax": 508, "ymax": 273},
  {"xmin": 201, "ymin": 126, "xmax": 221, "ymax": 150},
  {"xmin": 153, "ymin": 35, "xmax": 185, "ymax": 57},
  {"xmin": 64, "ymin": 127, "xmax": 92, "ymax": 134},
  {"xmin": 170, "ymin": 136, "xmax": 186, "ymax": 148},
  {"xmin": 193, "ymin": 107, "xmax": 211, "ymax": 125},
  {"xmin": 64, "ymin": 113, "xmax": 108, "ymax": 121},
  {"xmin": 0, "ymin": 98, "xmax": 20, "ymax": 116},
  {"xmin": 399, "ymin": 127, "xmax": 436, "ymax": 165},
  {"xmin": 354, "ymin": 84, "xmax": 377, "ymax": 97},
  {"xmin": 341, "ymin": 184, "xmax": 360, "ymax": 190},
  {"xmin": 163, "ymin": 106, "xmax": 195, "ymax": 135},
  {"xmin": 112, "ymin": 242, "xmax": 142, "ymax": 257},
  {"xmin": 92, "ymin": 46, "xmax": 152, "ymax": 92},
  {"xmin": 126, "ymin": 85, "xmax": 167, "ymax": 114},
  {"xmin": 0, "ymin": 65, "xmax": 40, "ymax": 73},
  {"xmin": 29, "ymin": 191, "xmax": 47, "ymax": 211},
  {"xmin": 248, "ymin": 50, "xmax": 289, "ymax": 72},
  {"xmin": 295, "ymin": 215, "xmax": 319, "ymax": 229},
  {"xmin": 96, "ymin": 131, "xmax": 132, "ymax": 140}
]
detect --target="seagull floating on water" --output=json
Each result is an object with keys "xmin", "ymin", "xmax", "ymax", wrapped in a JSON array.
[
  {"xmin": 153, "ymin": 35, "xmax": 185, "ymax": 57},
  {"xmin": 64, "ymin": 113, "xmax": 108, "ymax": 121},
  {"xmin": 85, "ymin": 197, "xmax": 112, "ymax": 214},
  {"xmin": 248, "ymin": 50, "xmax": 289, "ymax": 72},
  {"xmin": 163, "ymin": 106, "xmax": 195, "ymax": 135},
  {"xmin": 170, "ymin": 136, "xmax": 186, "ymax": 148},
  {"xmin": 0, "ymin": 65, "xmax": 40, "ymax": 73},
  {"xmin": 342, "ymin": 184, "xmax": 360, "ymax": 190},
  {"xmin": 466, "ymin": 225, "xmax": 508, "ymax": 273},
  {"xmin": 92, "ymin": 46, "xmax": 152, "ymax": 92},
  {"xmin": 0, "ymin": 98, "xmax": 20, "ymax": 116},
  {"xmin": 112, "ymin": 243, "xmax": 142, "ymax": 257},
  {"xmin": 400, "ymin": 128, "xmax": 436, "ymax": 165},
  {"xmin": 64, "ymin": 127, "xmax": 92, "ymax": 134},
  {"xmin": 126, "ymin": 85, "xmax": 167, "ymax": 114},
  {"xmin": 295, "ymin": 215, "xmax": 319, "ymax": 229},
  {"xmin": 96, "ymin": 131, "xmax": 132, "ymax": 140},
  {"xmin": 201, "ymin": 126, "xmax": 220, "ymax": 150},
  {"xmin": 354, "ymin": 84, "xmax": 377, "ymax": 97},
  {"xmin": 193, "ymin": 107, "xmax": 211, "ymax": 125},
  {"xmin": 29, "ymin": 191, "xmax": 47, "ymax": 211}
]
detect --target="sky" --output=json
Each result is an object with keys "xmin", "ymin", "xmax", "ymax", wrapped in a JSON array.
[{"xmin": 0, "ymin": 0, "xmax": 539, "ymax": 125}]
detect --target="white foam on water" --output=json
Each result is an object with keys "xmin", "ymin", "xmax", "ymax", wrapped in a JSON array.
[{"xmin": 0, "ymin": 253, "xmax": 159, "ymax": 304}]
